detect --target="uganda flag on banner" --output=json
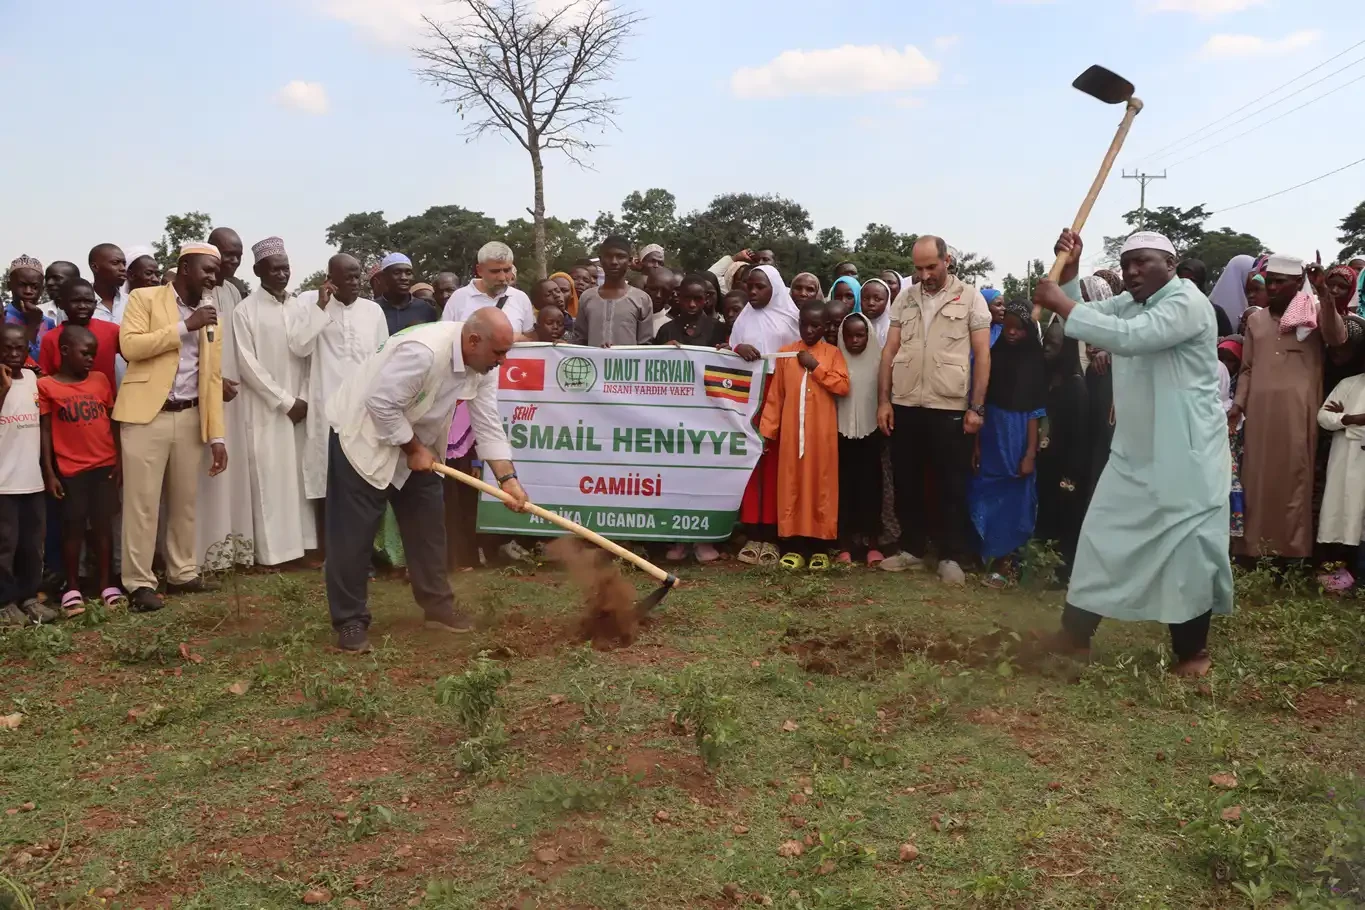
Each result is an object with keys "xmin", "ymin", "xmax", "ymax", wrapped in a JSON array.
[{"xmin": 704, "ymin": 364, "xmax": 753, "ymax": 404}]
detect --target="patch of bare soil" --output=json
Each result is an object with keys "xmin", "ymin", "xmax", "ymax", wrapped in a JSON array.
[
  {"xmin": 547, "ymin": 538, "xmax": 640, "ymax": 649},
  {"xmin": 778, "ymin": 624, "xmax": 1066, "ymax": 678}
]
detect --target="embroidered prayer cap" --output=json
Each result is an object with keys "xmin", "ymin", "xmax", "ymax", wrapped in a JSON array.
[
  {"xmin": 381, "ymin": 252, "xmax": 412, "ymax": 271},
  {"xmin": 251, "ymin": 236, "xmax": 287, "ymax": 263},
  {"xmin": 178, "ymin": 241, "xmax": 221, "ymax": 261},
  {"xmin": 124, "ymin": 245, "xmax": 155, "ymax": 264},
  {"xmin": 8, "ymin": 254, "xmax": 42, "ymax": 276},
  {"xmin": 1120, "ymin": 232, "xmax": 1176, "ymax": 257},
  {"xmin": 637, "ymin": 243, "xmax": 665, "ymax": 261},
  {"xmin": 1265, "ymin": 253, "xmax": 1305, "ymax": 276}
]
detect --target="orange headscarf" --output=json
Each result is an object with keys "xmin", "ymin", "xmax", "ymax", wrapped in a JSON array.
[{"xmin": 549, "ymin": 270, "xmax": 579, "ymax": 318}]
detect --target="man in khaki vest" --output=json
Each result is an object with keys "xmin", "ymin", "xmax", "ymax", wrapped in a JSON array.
[{"xmin": 876, "ymin": 236, "xmax": 992, "ymax": 585}]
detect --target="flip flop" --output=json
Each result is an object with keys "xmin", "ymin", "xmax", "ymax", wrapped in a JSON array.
[
  {"xmin": 866, "ymin": 549, "xmax": 885, "ymax": 568},
  {"xmin": 779, "ymin": 553, "xmax": 805, "ymax": 570},
  {"xmin": 737, "ymin": 542, "xmax": 762, "ymax": 565},
  {"xmin": 809, "ymin": 553, "xmax": 830, "ymax": 571},
  {"xmin": 60, "ymin": 590, "xmax": 85, "ymax": 616},
  {"xmin": 836, "ymin": 551, "xmax": 853, "ymax": 565},
  {"xmin": 981, "ymin": 572, "xmax": 1010, "ymax": 590},
  {"xmin": 100, "ymin": 587, "xmax": 128, "ymax": 610}
]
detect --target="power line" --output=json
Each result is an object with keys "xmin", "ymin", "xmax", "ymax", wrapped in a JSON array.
[
  {"xmin": 1135, "ymin": 37, "xmax": 1365, "ymax": 162},
  {"xmin": 1147, "ymin": 52, "xmax": 1365, "ymax": 164},
  {"xmin": 1164, "ymin": 71, "xmax": 1365, "ymax": 169},
  {"xmin": 1209, "ymin": 155, "xmax": 1365, "ymax": 216}
]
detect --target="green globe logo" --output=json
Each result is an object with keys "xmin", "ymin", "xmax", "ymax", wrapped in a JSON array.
[{"xmin": 556, "ymin": 356, "xmax": 598, "ymax": 393}]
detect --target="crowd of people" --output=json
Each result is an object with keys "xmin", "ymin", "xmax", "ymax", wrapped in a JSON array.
[{"xmin": 2, "ymin": 225, "xmax": 1364, "ymax": 666}]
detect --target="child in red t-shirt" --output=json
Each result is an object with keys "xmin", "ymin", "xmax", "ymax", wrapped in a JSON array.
[
  {"xmin": 38, "ymin": 325, "xmax": 123, "ymax": 612},
  {"xmin": 38, "ymin": 278, "xmax": 120, "ymax": 386}
]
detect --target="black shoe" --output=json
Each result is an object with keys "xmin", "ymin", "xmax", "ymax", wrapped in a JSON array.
[
  {"xmin": 423, "ymin": 611, "xmax": 474, "ymax": 634},
  {"xmin": 128, "ymin": 587, "xmax": 164, "ymax": 613},
  {"xmin": 336, "ymin": 623, "xmax": 372, "ymax": 653},
  {"xmin": 165, "ymin": 577, "xmax": 219, "ymax": 595}
]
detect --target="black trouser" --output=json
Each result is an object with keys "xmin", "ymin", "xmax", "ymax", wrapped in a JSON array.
[
  {"xmin": 444, "ymin": 455, "xmax": 482, "ymax": 570},
  {"xmin": 1061, "ymin": 603, "xmax": 1212, "ymax": 661},
  {"xmin": 0, "ymin": 492, "xmax": 45, "ymax": 606},
  {"xmin": 838, "ymin": 434, "xmax": 883, "ymax": 553},
  {"xmin": 891, "ymin": 405, "xmax": 972, "ymax": 564},
  {"xmin": 325, "ymin": 433, "xmax": 456, "ymax": 631}
]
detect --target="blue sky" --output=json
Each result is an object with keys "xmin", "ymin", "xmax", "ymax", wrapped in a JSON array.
[{"xmin": 2, "ymin": 0, "xmax": 1362, "ymax": 285}]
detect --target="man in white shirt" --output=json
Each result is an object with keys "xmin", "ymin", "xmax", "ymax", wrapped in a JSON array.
[
  {"xmin": 442, "ymin": 241, "xmax": 536, "ymax": 339},
  {"xmin": 324, "ymin": 308, "xmax": 528, "ymax": 653},
  {"xmin": 286, "ymin": 253, "xmax": 388, "ymax": 546}
]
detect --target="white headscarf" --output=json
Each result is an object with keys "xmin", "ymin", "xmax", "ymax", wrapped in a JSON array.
[
  {"xmin": 1209, "ymin": 254, "xmax": 1255, "ymax": 327},
  {"xmin": 729, "ymin": 264, "xmax": 800, "ymax": 368},
  {"xmin": 837, "ymin": 312, "xmax": 881, "ymax": 439},
  {"xmin": 858, "ymin": 277, "xmax": 893, "ymax": 347}
]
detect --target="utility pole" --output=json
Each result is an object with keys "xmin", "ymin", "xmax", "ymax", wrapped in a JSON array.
[{"xmin": 1122, "ymin": 170, "xmax": 1166, "ymax": 228}]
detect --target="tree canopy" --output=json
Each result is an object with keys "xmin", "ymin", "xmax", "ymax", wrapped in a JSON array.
[
  {"xmin": 1337, "ymin": 200, "xmax": 1365, "ymax": 262},
  {"xmin": 1101, "ymin": 203, "xmax": 1265, "ymax": 284}
]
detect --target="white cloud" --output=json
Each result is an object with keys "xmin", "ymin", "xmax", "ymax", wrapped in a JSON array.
[
  {"xmin": 933, "ymin": 35, "xmax": 960, "ymax": 50},
  {"xmin": 312, "ymin": 0, "xmax": 444, "ymax": 46},
  {"xmin": 731, "ymin": 44, "xmax": 940, "ymax": 100},
  {"xmin": 1199, "ymin": 29, "xmax": 1321, "ymax": 59},
  {"xmin": 894, "ymin": 96, "xmax": 924, "ymax": 109},
  {"xmin": 1147, "ymin": 0, "xmax": 1265, "ymax": 18},
  {"xmin": 275, "ymin": 80, "xmax": 331, "ymax": 115}
]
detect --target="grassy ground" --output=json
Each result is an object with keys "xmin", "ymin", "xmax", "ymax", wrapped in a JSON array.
[{"xmin": 1, "ymin": 557, "xmax": 1363, "ymax": 910}]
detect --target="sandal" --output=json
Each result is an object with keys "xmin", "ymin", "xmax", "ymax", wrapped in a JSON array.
[
  {"xmin": 758, "ymin": 542, "xmax": 781, "ymax": 566},
  {"xmin": 779, "ymin": 553, "xmax": 805, "ymax": 570},
  {"xmin": 866, "ymin": 549, "xmax": 885, "ymax": 568},
  {"xmin": 835, "ymin": 551, "xmax": 853, "ymax": 565},
  {"xmin": 61, "ymin": 590, "xmax": 85, "ymax": 617},
  {"xmin": 982, "ymin": 572, "xmax": 1010, "ymax": 590},
  {"xmin": 809, "ymin": 553, "xmax": 830, "ymax": 571},
  {"xmin": 100, "ymin": 587, "xmax": 128, "ymax": 610},
  {"xmin": 738, "ymin": 542, "xmax": 762, "ymax": 565}
]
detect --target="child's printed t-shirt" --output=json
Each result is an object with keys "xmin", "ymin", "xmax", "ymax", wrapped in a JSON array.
[
  {"xmin": 0, "ymin": 370, "xmax": 43, "ymax": 494},
  {"xmin": 38, "ymin": 372, "xmax": 117, "ymax": 476}
]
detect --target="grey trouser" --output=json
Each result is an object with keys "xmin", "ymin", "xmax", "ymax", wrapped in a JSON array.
[{"xmin": 324, "ymin": 432, "xmax": 455, "ymax": 630}]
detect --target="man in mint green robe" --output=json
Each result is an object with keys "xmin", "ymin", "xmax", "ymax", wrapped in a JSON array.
[{"xmin": 1034, "ymin": 230, "xmax": 1233, "ymax": 677}]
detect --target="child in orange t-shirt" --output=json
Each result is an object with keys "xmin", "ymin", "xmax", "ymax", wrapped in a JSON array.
[{"xmin": 38, "ymin": 325, "xmax": 123, "ymax": 613}]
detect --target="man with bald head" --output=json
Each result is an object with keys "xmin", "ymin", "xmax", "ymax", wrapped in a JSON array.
[
  {"xmin": 323, "ymin": 307, "xmax": 527, "ymax": 652},
  {"xmin": 876, "ymin": 235, "xmax": 992, "ymax": 585},
  {"xmin": 286, "ymin": 253, "xmax": 388, "ymax": 542}
]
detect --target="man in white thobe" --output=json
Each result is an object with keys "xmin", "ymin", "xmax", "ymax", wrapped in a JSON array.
[
  {"xmin": 232, "ymin": 237, "xmax": 315, "ymax": 566},
  {"xmin": 286, "ymin": 254, "xmax": 389, "ymax": 541},
  {"xmin": 194, "ymin": 227, "xmax": 255, "ymax": 569}
]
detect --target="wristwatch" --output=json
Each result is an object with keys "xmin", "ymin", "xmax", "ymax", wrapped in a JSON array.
[
  {"xmin": 969, "ymin": 405, "xmax": 987, "ymax": 418},
  {"xmin": 496, "ymin": 470, "xmax": 518, "ymax": 484}
]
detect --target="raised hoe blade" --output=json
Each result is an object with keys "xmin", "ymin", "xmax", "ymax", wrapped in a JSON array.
[{"xmin": 1072, "ymin": 65, "xmax": 1135, "ymax": 105}]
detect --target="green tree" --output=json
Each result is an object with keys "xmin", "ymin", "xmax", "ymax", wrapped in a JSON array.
[
  {"xmin": 847, "ymin": 223, "xmax": 920, "ymax": 278},
  {"xmin": 153, "ymin": 212, "xmax": 214, "ymax": 271},
  {"xmin": 591, "ymin": 188, "xmax": 681, "ymax": 254},
  {"xmin": 296, "ymin": 270, "xmax": 328, "ymax": 292},
  {"xmin": 502, "ymin": 216, "xmax": 591, "ymax": 278},
  {"xmin": 389, "ymin": 205, "xmax": 500, "ymax": 279},
  {"xmin": 815, "ymin": 226, "xmax": 847, "ymax": 255},
  {"xmin": 1000, "ymin": 259, "xmax": 1045, "ymax": 301},
  {"xmin": 1184, "ymin": 228, "xmax": 1266, "ymax": 284},
  {"xmin": 951, "ymin": 250, "xmax": 995, "ymax": 285},
  {"xmin": 416, "ymin": 0, "xmax": 643, "ymax": 278},
  {"xmin": 1337, "ymin": 200, "xmax": 1365, "ymax": 262},
  {"xmin": 326, "ymin": 212, "xmax": 391, "ymax": 267},
  {"xmin": 676, "ymin": 193, "xmax": 814, "ymax": 272},
  {"xmin": 1104, "ymin": 204, "xmax": 1210, "ymax": 264}
]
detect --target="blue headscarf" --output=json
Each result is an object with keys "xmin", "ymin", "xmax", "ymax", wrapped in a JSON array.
[
  {"xmin": 981, "ymin": 288, "xmax": 1001, "ymax": 305},
  {"xmin": 830, "ymin": 276, "xmax": 862, "ymax": 311}
]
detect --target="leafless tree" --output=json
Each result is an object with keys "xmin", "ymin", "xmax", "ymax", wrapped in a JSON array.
[{"xmin": 416, "ymin": 0, "xmax": 642, "ymax": 278}]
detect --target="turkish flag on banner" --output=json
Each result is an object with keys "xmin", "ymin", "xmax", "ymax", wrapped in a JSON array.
[{"xmin": 499, "ymin": 358, "xmax": 545, "ymax": 391}]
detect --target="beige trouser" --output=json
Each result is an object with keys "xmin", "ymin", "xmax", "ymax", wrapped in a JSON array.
[{"xmin": 121, "ymin": 408, "xmax": 203, "ymax": 591}]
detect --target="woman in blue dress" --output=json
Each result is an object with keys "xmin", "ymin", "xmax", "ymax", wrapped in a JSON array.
[{"xmin": 969, "ymin": 300, "xmax": 1048, "ymax": 587}]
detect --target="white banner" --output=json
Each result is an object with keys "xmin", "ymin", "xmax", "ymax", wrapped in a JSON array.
[{"xmin": 476, "ymin": 343, "xmax": 766, "ymax": 541}]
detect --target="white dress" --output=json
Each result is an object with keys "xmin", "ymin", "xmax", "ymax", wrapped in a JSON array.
[
  {"xmin": 1317, "ymin": 374, "xmax": 1365, "ymax": 546},
  {"xmin": 232, "ymin": 288, "xmax": 316, "ymax": 565}
]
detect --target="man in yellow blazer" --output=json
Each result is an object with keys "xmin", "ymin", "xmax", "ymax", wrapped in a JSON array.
[{"xmin": 114, "ymin": 242, "xmax": 228, "ymax": 612}]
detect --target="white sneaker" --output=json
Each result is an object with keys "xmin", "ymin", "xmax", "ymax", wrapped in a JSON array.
[
  {"xmin": 879, "ymin": 551, "xmax": 924, "ymax": 573},
  {"xmin": 694, "ymin": 543, "xmax": 720, "ymax": 563},
  {"xmin": 937, "ymin": 560, "xmax": 966, "ymax": 585}
]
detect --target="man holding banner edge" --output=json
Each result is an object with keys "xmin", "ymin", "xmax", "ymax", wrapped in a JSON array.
[{"xmin": 323, "ymin": 308, "xmax": 528, "ymax": 654}]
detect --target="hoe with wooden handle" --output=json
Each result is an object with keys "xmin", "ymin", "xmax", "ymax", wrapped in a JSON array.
[
  {"xmin": 1034, "ymin": 65, "xmax": 1143, "ymax": 320},
  {"xmin": 432, "ymin": 462, "xmax": 679, "ymax": 617}
]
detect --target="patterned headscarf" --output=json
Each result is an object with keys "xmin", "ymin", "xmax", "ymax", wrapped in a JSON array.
[
  {"xmin": 1093, "ymin": 269, "xmax": 1122, "ymax": 296},
  {"xmin": 1081, "ymin": 275, "xmax": 1115, "ymax": 303},
  {"xmin": 1327, "ymin": 264, "xmax": 1361, "ymax": 316}
]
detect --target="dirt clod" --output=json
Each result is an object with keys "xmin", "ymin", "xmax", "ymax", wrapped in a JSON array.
[
  {"xmin": 899, "ymin": 843, "xmax": 919, "ymax": 862},
  {"xmin": 732, "ymin": 825, "xmax": 749, "ymax": 835},
  {"xmin": 1221, "ymin": 805, "xmax": 1243, "ymax": 821},
  {"xmin": 534, "ymin": 847, "xmax": 558, "ymax": 865},
  {"xmin": 548, "ymin": 538, "xmax": 639, "ymax": 648},
  {"xmin": 1210, "ymin": 772, "xmax": 1238, "ymax": 790},
  {"xmin": 722, "ymin": 882, "xmax": 742, "ymax": 903},
  {"xmin": 777, "ymin": 840, "xmax": 804, "ymax": 858}
]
